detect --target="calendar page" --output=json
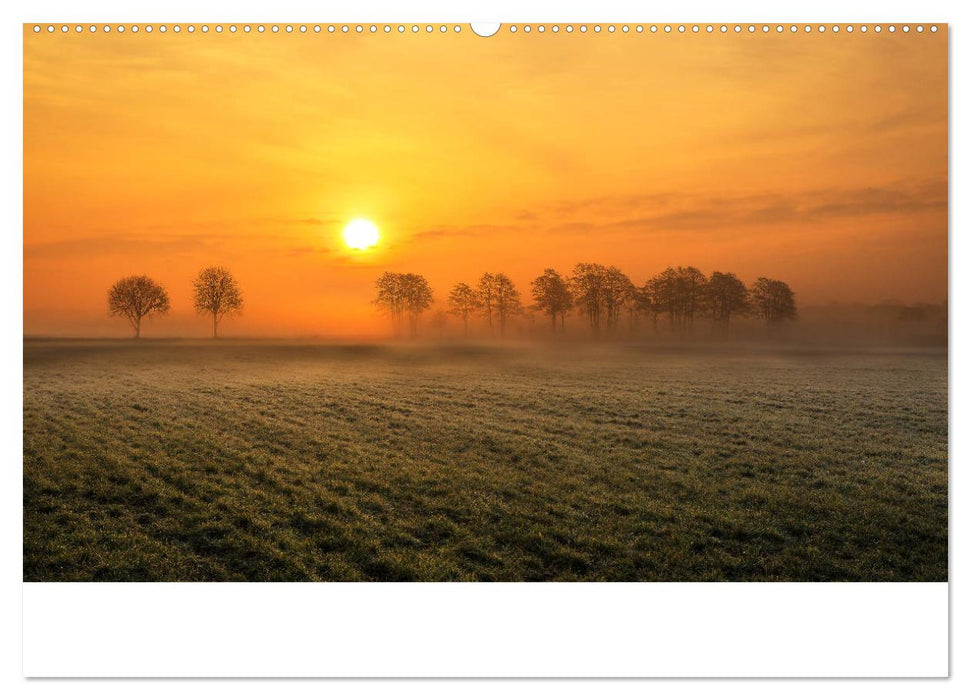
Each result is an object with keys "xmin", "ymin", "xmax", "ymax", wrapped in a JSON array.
[{"xmin": 20, "ymin": 18, "xmax": 948, "ymax": 679}]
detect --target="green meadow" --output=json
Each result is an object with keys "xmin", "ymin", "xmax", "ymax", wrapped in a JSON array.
[{"xmin": 23, "ymin": 340, "xmax": 947, "ymax": 581}]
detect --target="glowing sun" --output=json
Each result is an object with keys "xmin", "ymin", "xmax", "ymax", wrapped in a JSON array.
[{"xmin": 343, "ymin": 218, "xmax": 380, "ymax": 250}]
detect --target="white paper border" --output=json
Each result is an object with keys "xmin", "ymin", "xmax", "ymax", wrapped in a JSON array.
[{"xmin": 21, "ymin": 582, "xmax": 946, "ymax": 678}]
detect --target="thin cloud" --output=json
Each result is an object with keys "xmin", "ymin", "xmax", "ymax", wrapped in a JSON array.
[
  {"xmin": 403, "ymin": 181, "xmax": 945, "ymax": 247},
  {"xmin": 568, "ymin": 181, "xmax": 947, "ymax": 234},
  {"xmin": 412, "ymin": 224, "xmax": 517, "ymax": 241},
  {"xmin": 23, "ymin": 233, "xmax": 228, "ymax": 260}
]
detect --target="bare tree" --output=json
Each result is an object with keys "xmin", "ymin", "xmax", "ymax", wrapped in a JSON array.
[
  {"xmin": 751, "ymin": 277, "xmax": 797, "ymax": 326},
  {"xmin": 375, "ymin": 272, "xmax": 407, "ymax": 335},
  {"xmin": 493, "ymin": 273, "xmax": 522, "ymax": 337},
  {"xmin": 477, "ymin": 273, "xmax": 498, "ymax": 334},
  {"xmin": 567, "ymin": 264, "xmax": 635, "ymax": 336},
  {"xmin": 447, "ymin": 282, "xmax": 481, "ymax": 336},
  {"xmin": 622, "ymin": 281, "xmax": 641, "ymax": 333},
  {"xmin": 649, "ymin": 266, "xmax": 707, "ymax": 332},
  {"xmin": 570, "ymin": 263, "xmax": 607, "ymax": 336},
  {"xmin": 477, "ymin": 272, "xmax": 521, "ymax": 337},
  {"xmin": 637, "ymin": 279, "xmax": 661, "ymax": 334},
  {"xmin": 603, "ymin": 266, "xmax": 635, "ymax": 334},
  {"xmin": 402, "ymin": 273, "xmax": 434, "ymax": 336},
  {"xmin": 531, "ymin": 268, "xmax": 573, "ymax": 334},
  {"xmin": 192, "ymin": 266, "xmax": 243, "ymax": 338},
  {"xmin": 648, "ymin": 268, "xmax": 677, "ymax": 330},
  {"xmin": 374, "ymin": 272, "xmax": 433, "ymax": 337},
  {"xmin": 107, "ymin": 275, "xmax": 170, "ymax": 338},
  {"xmin": 707, "ymin": 271, "xmax": 750, "ymax": 330},
  {"xmin": 679, "ymin": 266, "xmax": 707, "ymax": 331}
]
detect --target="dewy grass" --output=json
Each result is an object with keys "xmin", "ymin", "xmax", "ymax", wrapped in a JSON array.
[{"xmin": 23, "ymin": 340, "xmax": 947, "ymax": 582}]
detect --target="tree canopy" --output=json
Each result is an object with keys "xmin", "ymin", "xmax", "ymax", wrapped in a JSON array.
[
  {"xmin": 192, "ymin": 266, "xmax": 243, "ymax": 338},
  {"xmin": 531, "ymin": 268, "xmax": 573, "ymax": 333},
  {"xmin": 372, "ymin": 265, "xmax": 798, "ymax": 339},
  {"xmin": 447, "ymin": 282, "xmax": 481, "ymax": 336},
  {"xmin": 752, "ymin": 277, "xmax": 797, "ymax": 325},
  {"xmin": 374, "ymin": 272, "xmax": 434, "ymax": 337},
  {"xmin": 707, "ymin": 271, "xmax": 751, "ymax": 327},
  {"xmin": 107, "ymin": 275, "xmax": 170, "ymax": 338}
]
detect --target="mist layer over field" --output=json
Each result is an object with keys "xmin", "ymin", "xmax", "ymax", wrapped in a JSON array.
[{"xmin": 23, "ymin": 340, "xmax": 947, "ymax": 581}]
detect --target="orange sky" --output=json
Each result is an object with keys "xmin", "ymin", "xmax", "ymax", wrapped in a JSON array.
[{"xmin": 23, "ymin": 26, "xmax": 947, "ymax": 337}]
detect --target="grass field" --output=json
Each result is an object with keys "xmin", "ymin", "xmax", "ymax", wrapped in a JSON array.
[{"xmin": 23, "ymin": 339, "xmax": 947, "ymax": 581}]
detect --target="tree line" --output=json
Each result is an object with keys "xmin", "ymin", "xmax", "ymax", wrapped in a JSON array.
[
  {"xmin": 105, "ymin": 263, "xmax": 795, "ymax": 339},
  {"xmin": 107, "ymin": 266, "xmax": 243, "ymax": 338},
  {"xmin": 375, "ymin": 265, "xmax": 796, "ymax": 337}
]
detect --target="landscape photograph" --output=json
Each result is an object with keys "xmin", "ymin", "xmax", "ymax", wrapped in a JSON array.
[{"xmin": 23, "ymin": 24, "xmax": 947, "ymax": 582}]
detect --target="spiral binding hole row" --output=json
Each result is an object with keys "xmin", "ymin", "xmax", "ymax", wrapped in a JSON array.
[{"xmin": 30, "ymin": 24, "xmax": 940, "ymax": 35}]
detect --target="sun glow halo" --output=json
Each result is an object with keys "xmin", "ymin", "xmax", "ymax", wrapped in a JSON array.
[{"xmin": 343, "ymin": 218, "xmax": 380, "ymax": 250}]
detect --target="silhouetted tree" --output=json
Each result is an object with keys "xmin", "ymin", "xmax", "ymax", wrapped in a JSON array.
[
  {"xmin": 447, "ymin": 282, "xmax": 481, "ymax": 336},
  {"xmin": 531, "ymin": 268, "xmax": 573, "ymax": 334},
  {"xmin": 648, "ymin": 268, "xmax": 677, "ymax": 330},
  {"xmin": 622, "ymin": 282, "xmax": 641, "ymax": 333},
  {"xmin": 678, "ymin": 266, "xmax": 707, "ymax": 330},
  {"xmin": 402, "ymin": 273, "xmax": 434, "ymax": 336},
  {"xmin": 570, "ymin": 263, "xmax": 607, "ymax": 335},
  {"xmin": 493, "ymin": 273, "xmax": 522, "ymax": 337},
  {"xmin": 374, "ymin": 272, "xmax": 433, "ymax": 337},
  {"xmin": 751, "ymin": 277, "xmax": 797, "ymax": 326},
  {"xmin": 707, "ymin": 271, "xmax": 750, "ymax": 329},
  {"xmin": 603, "ymin": 266, "xmax": 635, "ymax": 334},
  {"xmin": 637, "ymin": 279, "xmax": 661, "ymax": 333},
  {"xmin": 192, "ymin": 266, "xmax": 243, "ymax": 339},
  {"xmin": 650, "ymin": 266, "xmax": 707, "ymax": 332},
  {"xmin": 477, "ymin": 272, "xmax": 521, "ymax": 337},
  {"xmin": 107, "ymin": 275, "xmax": 170, "ymax": 338},
  {"xmin": 374, "ymin": 272, "xmax": 407, "ymax": 335},
  {"xmin": 477, "ymin": 273, "xmax": 498, "ymax": 334}
]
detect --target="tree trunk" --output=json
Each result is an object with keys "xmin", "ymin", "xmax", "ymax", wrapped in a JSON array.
[
  {"xmin": 212, "ymin": 312, "xmax": 218, "ymax": 339},
  {"xmin": 135, "ymin": 316, "xmax": 141, "ymax": 339}
]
